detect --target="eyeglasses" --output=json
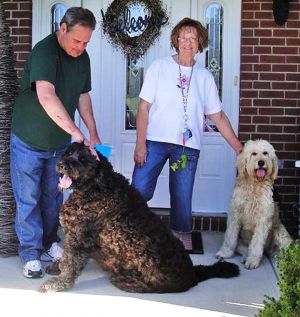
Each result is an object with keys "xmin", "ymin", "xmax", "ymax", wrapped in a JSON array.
[{"xmin": 178, "ymin": 36, "xmax": 198, "ymax": 43}]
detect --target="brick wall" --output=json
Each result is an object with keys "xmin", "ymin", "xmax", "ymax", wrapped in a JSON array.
[
  {"xmin": 2, "ymin": 0, "xmax": 32, "ymax": 78},
  {"xmin": 240, "ymin": 0, "xmax": 300, "ymax": 237},
  {"xmin": 2, "ymin": 0, "xmax": 300, "ymax": 236}
]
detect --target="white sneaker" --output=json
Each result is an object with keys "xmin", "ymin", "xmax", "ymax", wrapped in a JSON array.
[
  {"xmin": 41, "ymin": 242, "xmax": 63, "ymax": 262},
  {"xmin": 23, "ymin": 260, "xmax": 43, "ymax": 278}
]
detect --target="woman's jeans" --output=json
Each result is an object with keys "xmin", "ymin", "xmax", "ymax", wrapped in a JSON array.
[
  {"xmin": 132, "ymin": 140, "xmax": 200, "ymax": 233},
  {"xmin": 10, "ymin": 133, "xmax": 67, "ymax": 263}
]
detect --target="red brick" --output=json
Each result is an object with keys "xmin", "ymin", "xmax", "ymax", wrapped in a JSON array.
[
  {"xmin": 250, "ymin": 133, "xmax": 271, "ymax": 140},
  {"xmin": 283, "ymin": 124, "xmax": 299, "ymax": 134},
  {"xmin": 255, "ymin": 12, "xmax": 273, "ymax": 20},
  {"xmin": 285, "ymin": 91, "xmax": 300, "ymax": 99},
  {"xmin": 287, "ymin": 38, "xmax": 300, "ymax": 46},
  {"xmin": 241, "ymin": 37, "xmax": 259, "ymax": 46},
  {"xmin": 271, "ymin": 117, "xmax": 297, "ymax": 125},
  {"xmin": 242, "ymin": 3, "xmax": 261, "ymax": 11},
  {"xmin": 273, "ymin": 47, "xmax": 298, "ymax": 55},
  {"xmin": 254, "ymin": 29, "xmax": 272, "ymax": 37},
  {"xmin": 239, "ymin": 125, "xmax": 256, "ymax": 133},
  {"xmin": 252, "ymin": 116, "xmax": 270, "ymax": 124},
  {"xmin": 254, "ymin": 46, "xmax": 272, "ymax": 54},
  {"xmin": 260, "ymin": 21, "xmax": 278, "ymax": 28},
  {"xmin": 272, "ymin": 82, "xmax": 297, "ymax": 90},
  {"xmin": 242, "ymin": 11, "xmax": 254, "ymax": 19},
  {"xmin": 260, "ymin": 73, "xmax": 285, "ymax": 81},
  {"xmin": 259, "ymin": 108, "xmax": 284, "ymax": 116},
  {"xmin": 272, "ymin": 99, "xmax": 297, "ymax": 107},
  {"xmin": 273, "ymin": 64, "xmax": 297, "ymax": 72},
  {"xmin": 257, "ymin": 125, "xmax": 283, "ymax": 133},
  {"xmin": 253, "ymin": 81, "xmax": 271, "ymax": 89},
  {"xmin": 241, "ymin": 72, "xmax": 259, "ymax": 80},
  {"xmin": 241, "ymin": 46, "xmax": 254, "ymax": 54},
  {"xmin": 259, "ymin": 90, "xmax": 284, "ymax": 98},
  {"xmin": 240, "ymin": 107, "xmax": 258, "ymax": 115},
  {"xmin": 240, "ymin": 81, "xmax": 253, "ymax": 89},
  {"xmin": 273, "ymin": 29, "xmax": 299, "ymax": 37},
  {"xmin": 11, "ymin": 28, "xmax": 31, "ymax": 35},
  {"xmin": 261, "ymin": 3, "xmax": 273, "ymax": 10},
  {"xmin": 285, "ymin": 108, "xmax": 300, "ymax": 116},
  {"xmin": 12, "ymin": 11, "xmax": 31, "ymax": 19},
  {"xmin": 253, "ymin": 64, "xmax": 271, "ymax": 72},
  {"xmin": 253, "ymin": 99, "xmax": 271, "ymax": 107},
  {"xmin": 240, "ymin": 64, "xmax": 253, "ymax": 72},
  {"xmin": 271, "ymin": 135, "xmax": 296, "ymax": 143},
  {"xmin": 260, "ymin": 55, "xmax": 286, "ymax": 64},
  {"xmin": 240, "ymin": 90, "xmax": 259, "ymax": 98},
  {"xmin": 259, "ymin": 37, "xmax": 285, "ymax": 46},
  {"xmin": 242, "ymin": 29, "xmax": 254, "ymax": 37},
  {"xmin": 287, "ymin": 56, "xmax": 300, "ymax": 64}
]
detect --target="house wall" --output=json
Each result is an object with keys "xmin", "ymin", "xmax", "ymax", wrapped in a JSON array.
[
  {"xmin": 2, "ymin": 0, "xmax": 299, "ymax": 236},
  {"xmin": 239, "ymin": 0, "xmax": 300, "ymax": 237}
]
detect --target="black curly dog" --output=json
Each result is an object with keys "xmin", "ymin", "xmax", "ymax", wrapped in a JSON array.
[{"xmin": 40, "ymin": 142, "xmax": 239, "ymax": 293}]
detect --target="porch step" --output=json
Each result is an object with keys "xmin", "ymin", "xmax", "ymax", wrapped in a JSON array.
[{"xmin": 152, "ymin": 208, "xmax": 227, "ymax": 232}]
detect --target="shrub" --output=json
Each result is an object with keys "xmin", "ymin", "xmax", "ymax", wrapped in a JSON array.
[{"xmin": 257, "ymin": 239, "xmax": 300, "ymax": 317}]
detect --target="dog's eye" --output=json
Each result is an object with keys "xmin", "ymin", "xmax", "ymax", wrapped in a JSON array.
[
  {"xmin": 251, "ymin": 152, "xmax": 257, "ymax": 156},
  {"xmin": 263, "ymin": 151, "xmax": 268, "ymax": 155}
]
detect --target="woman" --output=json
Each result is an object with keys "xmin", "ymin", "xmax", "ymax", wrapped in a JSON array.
[{"xmin": 132, "ymin": 17, "xmax": 242, "ymax": 250}]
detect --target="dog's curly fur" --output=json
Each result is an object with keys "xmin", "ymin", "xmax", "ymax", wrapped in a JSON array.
[
  {"xmin": 216, "ymin": 139, "xmax": 292, "ymax": 269},
  {"xmin": 40, "ymin": 142, "xmax": 239, "ymax": 293}
]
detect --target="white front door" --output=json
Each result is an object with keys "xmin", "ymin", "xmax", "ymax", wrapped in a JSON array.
[{"xmin": 33, "ymin": 0, "xmax": 241, "ymax": 214}]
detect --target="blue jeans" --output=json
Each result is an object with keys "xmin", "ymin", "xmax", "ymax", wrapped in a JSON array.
[
  {"xmin": 10, "ymin": 133, "xmax": 67, "ymax": 263},
  {"xmin": 132, "ymin": 140, "xmax": 200, "ymax": 233}
]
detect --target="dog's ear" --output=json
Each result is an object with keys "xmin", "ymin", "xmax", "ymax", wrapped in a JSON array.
[
  {"xmin": 271, "ymin": 154, "xmax": 279, "ymax": 180},
  {"xmin": 236, "ymin": 150, "xmax": 248, "ymax": 178}
]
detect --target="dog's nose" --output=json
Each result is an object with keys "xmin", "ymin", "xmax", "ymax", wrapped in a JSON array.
[{"xmin": 258, "ymin": 160, "xmax": 264, "ymax": 167}]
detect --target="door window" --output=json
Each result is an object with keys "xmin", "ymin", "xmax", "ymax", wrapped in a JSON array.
[
  {"xmin": 125, "ymin": 58, "xmax": 144, "ymax": 130},
  {"xmin": 51, "ymin": 3, "xmax": 67, "ymax": 33},
  {"xmin": 204, "ymin": 3, "xmax": 223, "ymax": 132}
]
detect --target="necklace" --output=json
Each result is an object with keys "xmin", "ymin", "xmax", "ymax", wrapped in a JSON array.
[
  {"xmin": 178, "ymin": 57, "xmax": 194, "ymax": 146},
  {"xmin": 170, "ymin": 57, "xmax": 194, "ymax": 172}
]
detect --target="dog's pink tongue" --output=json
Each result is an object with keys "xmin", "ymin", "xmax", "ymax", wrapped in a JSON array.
[
  {"xmin": 59, "ymin": 175, "xmax": 72, "ymax": 189},
  {"xmin": 256, "ymin": 169, "xmax": 266, "ymax": 178}
]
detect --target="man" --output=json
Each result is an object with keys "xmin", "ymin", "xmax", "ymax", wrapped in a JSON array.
[{"xmin": 10, "ymin": 7, "xmax": 101, "ymax": 278}]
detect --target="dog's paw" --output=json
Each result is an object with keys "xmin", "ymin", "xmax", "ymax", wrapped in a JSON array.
[
  {"xmin": 39, "ymin": 277, "xmax": 71, "ymax": 293},
  {"xmin": 39, "ymin": 277, "xmax": 60, "ymax": 293},
  {"xmin": 216, "ymin": 248, "xmax": 234, "ymax": 259},
  {"xmin": 45, "ymin": 260, "xmax": 61, "ymax": 275},
  {"xmin": 244, "ymin": 256, "xmax": 261, "ymax": 270}
]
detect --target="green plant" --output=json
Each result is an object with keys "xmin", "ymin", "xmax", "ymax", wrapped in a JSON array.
[{"xmin": 257, "ymin": 239, "xmax": 300, "ymax": 317}]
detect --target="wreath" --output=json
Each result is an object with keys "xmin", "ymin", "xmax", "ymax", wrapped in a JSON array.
[{"xmin": 101, "ymin": 0, "xmax": 169, "ymax": 61}]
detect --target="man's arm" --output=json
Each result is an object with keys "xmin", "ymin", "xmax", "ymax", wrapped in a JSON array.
[
  {"xmin": 36, "ymin": 80, "xmax": 85, "ymax": 143},
  {"xmin": 77, "ymin": 92, "xmax": 101, "ymax": 149},
  {"xmin": 207, "ymin": 110, "xmax": 243, "ymax": 155}
]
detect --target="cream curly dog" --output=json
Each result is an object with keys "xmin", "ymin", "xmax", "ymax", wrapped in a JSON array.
[{"xmin": 216, "ymin": 139, "xmax": 292, "ymax": 269}]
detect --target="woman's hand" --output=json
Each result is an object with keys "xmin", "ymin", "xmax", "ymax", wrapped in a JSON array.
[{"xmin": 134, "ymin": 142, "xmax": 147, "ymax": 167}]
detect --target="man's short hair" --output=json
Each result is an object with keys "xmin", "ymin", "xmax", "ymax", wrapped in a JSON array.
[{"xmin": 60, "ymin": 7, "xmax": 96, "ymax": 31}]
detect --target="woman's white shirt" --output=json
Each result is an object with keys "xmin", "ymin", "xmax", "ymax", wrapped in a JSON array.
[{"xmin": 139, "ymin": 56, "xmax": 222, "ymax": 150}]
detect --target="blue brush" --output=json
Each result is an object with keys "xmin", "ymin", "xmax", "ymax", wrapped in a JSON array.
[{"xmin": 94, "ymin": 144, "xmax": 112, "ymax": 159}]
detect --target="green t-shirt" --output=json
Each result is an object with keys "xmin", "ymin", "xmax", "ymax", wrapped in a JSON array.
[{"xmin": 12, "ymin": 33, "xmax": 91, "ymax": 151}]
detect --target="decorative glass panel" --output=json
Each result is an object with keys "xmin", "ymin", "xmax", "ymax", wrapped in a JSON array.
[
  {"xmin": 204, "ymin": 3, "xmax": 223, "ymax": 132},
  {"xmin": 125, "ymin": 58, "xmax": 144, "ymax": 130},
  {"xmin": 51, "ymin": 3, "xmax": 67, "ymax": 33},
  {"xmin": 205, "ymin": 3, "xmax": 223, "ymax": 98}
]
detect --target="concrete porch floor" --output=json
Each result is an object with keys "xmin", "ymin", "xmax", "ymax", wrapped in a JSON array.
[{"xmin": 0, "ymin": 231, "xmax": 279, "ymax": 317}]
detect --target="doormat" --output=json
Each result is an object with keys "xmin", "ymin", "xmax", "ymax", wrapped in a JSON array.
[{"xmin": 187, "ymin": 230, "xmax": 204, "ymax": 254}]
